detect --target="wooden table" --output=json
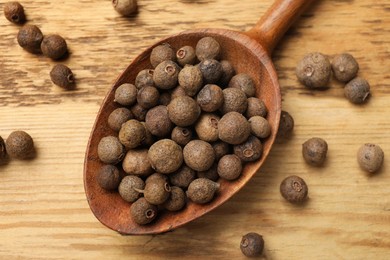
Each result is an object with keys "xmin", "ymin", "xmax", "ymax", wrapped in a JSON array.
[{"xmin": 1, "ymin": 0, "xmax": 389, "ymax": 259}]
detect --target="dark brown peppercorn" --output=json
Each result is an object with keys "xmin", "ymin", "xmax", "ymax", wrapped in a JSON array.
[
  {"xmin": 150, "ymin": 43, "xmax": 176, "ymax": 68},
  {"xmin": 4, "ymin": 2, "xmax": 25, "ymax": 24},
  {"xmin": 137, "ymin": 86, "xmax": 160, "ymax": 109},
  {"xmin": 176, "ymin": 45, "xmax": 196, "ymax": 66},
  {"xmin": 195, "ymin": 113, "xmax": 220, "ymax": 142},
  {"xmin": 5, "ymin": 131, "xmax": 35, "ymax": 160},
  {"xmin": 135, "ymin": 69, "xmax": 154, "ymax": 89},
  {"xmin": 344, "ymin": 77, "xmax": 370, "ymax": 104},
  {"xmin": 220, "ymin": 88, "xmax": 248, "ymax": 114},
  {"xmin": 178, "ymin": 65, "xmax": 203, "ymax": 96},
  {"xmin": 112, "ymin": 0, "xmax": 138, "ymax": 17},
  {"xmin": 97, "ymin": 165, "xmax": 121, "ymax": 191},
  {"xmin": 108, "ymin": 107, "xmax": 133, "ymax": 132},
  {"xmin": 197, "ymin": 163, "xmax": 219, "ymax": 181},
  {"xmin": 118, "ymin": 175, "xmax": 144, "ymax": 202},
  {"xmin": 97, "ymin": 136, "xmax": 125, "ymax": 164},
  {"xmin": 245, "ymin": 97, "xmax": 267, "ymax": 118},
  {"xmin": 302, "ymin": 137, "xmax": 328, "ymax": 166},
  {"xmin": 114, "ymin": 83, "xmax": 137, "ymax": 106},
  {"xmin": 212, "ymin": 141, "xmax": 230, "ymax": 161},
  {"xmin": 169, "ymin": 165, "xmax": 196, "ymax": 189},
  {"xmin": 148, "ymin": 139, "xmax": 183, "ymax": 174},
  {"xmin": 199, "ymin": 59, "xmax": 223, "ymax": 84},
  {"xmin": 219, "ymin": 60, "xmax": 235, "ymax": 86},
  {"xmin": 41, "ymin": 34, "xmax": 68, "ymax": 60},
  {"xmin": 171, "ymin": 126, "xmax": 193, "ymax": 146},
  {"xmin": 50, "ymin": 64, "xmax": 75, "ymax": 89},
  {"xmin": 168, "ymin": 96, "xmax": 201, "ymax": 127},
  {"xmin": 183, "ymin": 140, "xmax": 215, "ymax": 171},
  {"xmin": 217, "ymin": 154, "xmax": 242, "ymax": 180},
  {"xmin": 130, "ymin": 103, "xmax": 148, "ymax": 121},
  {"xmin": 249, "ymin": 116, "xmax": 271, "ymax": 139},
  {"xmin": 234, "ymin": 135, "xmax": 263, "ymax": 162},
  {"xmin": 196, "ymin": 37, "xmax": 221, "ymax": 61},
  {"xmin": 357, "ymin": 143, "xmax": 384, "ymax": 173},
  {"xmin": 228, "ymin": 73, "xmax": 256, "ymax": 97},
  {"xmin": 277, "ymin": 110, "xmax": 294, "ymax": 139},
  {"xmin": 296, "ymin": 52, "xmax": 331, "ymax": 89},
  {"xmin": 153, "ymin": 60, "xmax": 180, "ymax": 90},
  {"xmin": 331, "ymin": 53, "xmax": 359, "ymax": 83},
  {"xmin": 122, "ymin": 149, "xmax": 153, "ymax": 177},
  {"xmin": 280, "ymin": 175, "xmax": 308, "ymax": 204},
  {"xmin": 196, "ymin": 84, "xmax": 224, "ymax": 112},
  {"xmin": 145, "ymin": 105, "xmax": 173, "ymax": 137},
  {"xmin": 118, "ymin": 120, "xmax": 146, "ymax": 149},
  {"xmin": 240, "ymin": 233, "xmax": 264, "ymax": 257},
  {"xmin": 17, "ymin": 25, "xmax": 43, "ymax": 54},
  {"xmin": 0, "ymin": 136, "xmax": 6, "ymax": 159},
  {"xmin": 130, "ymin": 197, "xmax": 158, "ymax": 225},
  {"xmin": 186, "ymin": 178, "xmax": 220, "ymax": 204},
  {"xmin": 163, "ymin": 186, "xmax": 186, "ymax": 211},
  {"xmin": 142, "ymin": 178, "xmax": 171, "ymax": 205},
  {"xmin": 218, "ymin": 112, "xmax": 251, "ymax": 145}
]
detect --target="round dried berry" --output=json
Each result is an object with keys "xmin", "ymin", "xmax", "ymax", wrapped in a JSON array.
[
  {"xmin": 218, "ymin": 112, "xmax": 250, "ymax": 145},
  {"xmin": 218, "ymin": 154, "xmax": 242, "ymax": 180},
  {"xmin": 344, "ymin": 77, "xmax": 370, "ymax": 104},
  {"xmin": 240, "ymin": 233, "xmax": 264, "ymax": 257},
  {"xmin": 118, "ymin": 119, "xmax": 145, "ymax": 149},
  {"xmin": 302, "ymin": 137, "xmax": 328, "ymax": 166},
  {"xmin": 41, "ymin": 34, "xmax": 68, "ymax": 60},
  {"xmin": 296, "ymin": 52, "xmax": 331, "ymax": 89},
  {"xmin": 168, "ymin": 96, "xmax": 201, "ymax": 127},
  {"xmin": 277, "ymin": 110, "xmax": 294, "ymax": 139},
  {"xmin": 130, "ymin": 197, "xmax": 158, "ymax": 225},
  {"xmin": 97, "ymin": 165, "xmax": 121, "ymax": 191},
  {"xmin": 153, "ymin": 60, "xmax": 180, "ymax": 90},
  {"xmin": 245, "ymin": 97, "xmax": 267, "ymax": 118},
  {"xmin": 4, "ymin": 2, "xmax": 25, "ymax": 24},
  {"xmin": 220, "ymin": 88, "xmax": 248, "ymax": 114},
  {"xmin": 212, "ymin": 141, "xmax": 230, "ymax": 161},
  {"xmin": 195, "ymin": 113, "xmax": 220, "ymax": 142},
  {"xmin": 357, "ymin": 143, "xmax": 384, "ymax": 173},
  {"xmin": 178, "ymin": 65, "xmax": 203, "ymax": 96},
  {"xmin": 163, "ymin": 186, "xmax": 186, "ymax": 211},
  {"xmin": 170, "ymin": 86, "xmax": 187, "ymax": 100},
  {"xmin": 183, "ymin": 140, "xmax": 215, "ymax": 172},
  {"xmin": 280, "ymin": 175, "xmax": 308, "ymax": 204},
  {"xmin": 114, "ymin": 83, "xmax": 137, "ymax": 106},
  {"xmin": 143, "ymin": 178, "xmax": 171, "ymax": 205},
  {"xmin": 135, "ymin": 69, "xmax": 154, "ymax": 89},
  {"xmin": 219, "ymin": 60, "xmax": 235, "ymax": 86},
  {"xmin": 118, "ymin": 175, "xmax": 144, "ymax": 203},
  {"xmin": 5, "ymin": 131, "xmax": 35, "ymax": 160},
  {"xmin": 97, "ymin": 136, "xmax": 125, "ymax": 164},
  {"xmin": 122, "ymin": 149, "xmax": 153, "ymax": 177},
  {"xmin": 137, "ymin": 86, "xmax": 160, "ymax": 109},
  {"xmin": 197, "ymin": 163, "xmax": 219, "ymax": 181},
  {"xmin": 234, "ymin": 135, "xmax": 263, "ymax": 162},
  {"xmin": 112, "ymin": 0, "xmax": 138, "ymax": 17},
  {"xmin": 249, "ymin": 116, "xmax": 271, "ymax": 139},
  {"xmin": 148, "ymin": 139, "xmax": 183, "ymax": 174},
  {"xmin": 186, "ymin": 178, "xmax": 220, "ymax": 204},
  {"xmin": 150, "ymin": 43, "xmax": 176, "ymax": 68},
  {"xmin": 228, "ymin": 73, "xmax": 256, "ymax": 97},
  {"xmin": 176, "ymin": 45, "xmax": 196, "ymax": 66},
  {"xmin": 50, "ymin": 64, "xmax": 75, "ymax": 89},
  {"xmin": 196, "ymin": 37, "xmax": 221, "ymax": 61},
  {"xmin": 108, "ymin": 107, "xmax": 133, "ymax": 132},
  {"xmin": 130, "ymin": 103, "xmax": 148, "ymax": 121},
  {"xmin": 196, "ymin": 84, "xmax": 224, "ymax": 112},
  {"xmin": 171, "ymin": 126, "xmax": 193, "ymax": 146},
  {"xmin": 331, "ymin": 53, "xmax": 359, "ymax": 83},
  {"xmin": 17, "ymin": 25, "xmax": 43, "ymax": 54},
  {"xmin": 145, "ymin": 105, "xmax": 173, "ymax": 137},
  {"xmin": 169, "ymin": 165, "xmax": 196, "ymax": 189},
  {"xmin": 199, "ymin": 59, "xmax": 223, "ymax": 84},
  {"xmin": 159, "ymin": 92, "xmax": 171, "ymax": 106}
]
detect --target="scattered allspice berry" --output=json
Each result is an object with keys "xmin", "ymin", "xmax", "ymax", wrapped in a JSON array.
[
  {"xmin": 176, "ymin": 45, "xmax": 196, "ymax": 66},
  {"xmin": 41, "ymin": 34, "xmax": 68, "ymax": 60},
  {"xmin": 97, "ymin": 136, "xmax": 125, "ymax": 164},
  {"xmin": 357, "ymin": 143, "xmax": 384, "ymax": 173},
  {"xmin": 296, "ymin": 52, "xmax": 331, "ymax": 89},
  {"xmin": 118, "ymin": 175, "xmax": 145, "ymax": 203},
  {"xmin": 331, "ymin": 53, "xmax": 359, "ymax": 83},
  {"xmin": 277, "ymin": 110, "xmax": 294, "ymax": 139},
  {"xmin": 130, "ymin": 197, "xmax": 158, "ymax": 225},
  {"xmin": 186, "ymin": 178, "xmax": 220, "ymax": 204},
  {"xmin": 302, "ymin": 137, "xmax": 328, "ymax": 166},
  {"xmin": 112, "ymin": 0, "xmax": 138, "ymax": 17},
  {"xmin": 17, "ymin": 24, "xmax": 43, "ymax": 54},
  {"xmin": 97, "ymin": 165, "xmax": 121, "ymax": 191},
  {"xmin": 280, "ymin": 175, "xmax": 308, "ymax": 204},
  {"xmin": 163, "ymin": 186, "xmax": 186, "ymax": 211},
  {"xmin": 3, "ymin": 2, "xmax": 25, "ymax": 24},
  {"xmin": 5, "ymin": 130, "xmax": 35, "ymax": 159},
  {"xmin": 50, "ymin": 64, "xmax": 75, "ymax": 89},
  {"xmin": 240, "ymin": 232, "xmax": 264, "ymax": 257},
  {"xmin": 344, "ymin": 77, "xmax": 370, "ymax": 104},
  {"xmin": 0, "ymin": 136, "xmax": 7, "ymax": 159},
  {"xmin": 108, "ymin": 107, "xmax": 133, "ymax": 132}
]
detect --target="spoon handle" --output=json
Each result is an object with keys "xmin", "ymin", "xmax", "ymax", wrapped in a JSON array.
[{"xmin": 245, "ymin": 0, "xmax": 314, "ymax": 55}]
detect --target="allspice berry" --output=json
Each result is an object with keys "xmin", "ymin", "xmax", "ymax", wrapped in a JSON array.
[
  {"xmin": 302, "ymin": 137, "xmax": 328, "ymax": 166},
  {"xmin": 17, "ymin": 25, "xmax": 43, "ymax": 54},
  {"xmin": 150, "ymin": 43, "xmax": 176, "ymax": 68},
  {"xmin": 135, "ymin": 69, "xmax": 154, "ymax": 89},
  {"xmin": 218, "ymin": 154, "xmax": 242, "ymax": 180},
  {"xmin": 196, "ymin": 84, "xmax": 224, "ymax": 112},
  {"xmin": 108, "ymin": 107, "xmax": 133, "ymax": 132},
  {"xmin": 171, "ymin": 126, "xmax": 193, "ymax": 146},
  {"xmin": 195, "ymin": 113, "xmax": 220, "ymax": 142},
  {"xmin": 97, "ymin": 165, "xmax": 121, "ymax": 191},
  {"xmin": 170, "ymin": 86, "xmax": 187, "ymax": 100},
  {"xmin": 277, "ymin": 110, "xmax": 294, "ymax": 139},
  {"xmin": 186, "ymin": 178, "xmax": 220, "ymax": 204},
  {"xmin": 50, "ymin": 64, "xmax": 75, "ymax": 89},
  {"xmin": 163, "ymin": 186, "xmax": 186, "ymax": 211},
  {"xmin": 344, "ymin": 77, "xmax": 370, "ymax": 104},
  {"xmin": 245, "ymin": 97, "xmax": 267, "ymax": 118},
  {"xmin": 145, "ymin": 105, "xmax": 173, "ymax": 137},
  {"xmin": 234, "ymin": 135, "xmax": 263, "ymax": 162},
  {"xmin": 143, "ymin": 178, "xmax": 171, "ymax": 205},
  {"xmin": 168, "ymin": 96, "xmax": 201, "ymax": 127},
  {"xmin": 0, "ymin": 136, "xmax": 6, "ymax": 159},
  {"xmin": 178, "ymin": 65, "xmax": 203, "ymax": 96},
  {"xmin": 118, "ymin": 175, "xmax": 144, "ymax": 203},
  {"xmin": 118, "ymin": 119, "xmax": 146, "ymax": 149},
  {"xmin": 228, "ymin": 73, "xmax": 256, "ymax": 97},
  {"xmin": 122, "ymin": 149, "xmax": 153, "ymax": 177},
  {"xmin": 219, "ymin": 60, "xmax": 235, "ymax": 86},
  {"xmin": 196, "ymin": 37, "xmax": 221, "ymax": 61},
  {"xmin": 249, "ymin": 116, "xmax": 271, "ymax": 139},
  {"xmin": 140, "ymin": 122, "xmax": 154, "ymax": 147},
  {"xmin": 112, "ymin": 0, "xmax": 138, "ymax": 17},
  {"xmin": 176, "ymin": 45, "xmax": 196, "ymax": 66},
  {"xmin": 280, "ymin": 175, "xmax": 308, "ymax": 204},
  {"xmin": 153, "ymin": 60, "xmax": 180, "ymax": 89},
  {"xmin": 159, "ymin": 92, "xmax": 171, "ymax": 106},
  {"xmin": 296, "ymin": 52, "xmax": 331, "ymax": 89},
  {"xmin": 114, "ymin": 83, "xmax": 137, "ymax": 106},
  {"xmin": 220, "ymin": 88, "xmax": 248, "ymax": 114},
  {"xmin": 97, "ymin": 136, "xmax": 125, "ymax": 164},
  {"xmin": 218, "ymin": 112, "xmax": 251, "ymax": 145},
  {"xmin": 199, "ymin": 59, "xmax": 223, "ymax": 84},
  {"xmin": 41, "ymin": 34, "xmax": 68, "ymax": 60},
  {"xmin": 357, "ymin": 143, "xmax": 384, "ymax": 173},
  {"xmin": 4, "ymin": 2, "xmax": 25, "ymax": 24},
  {"xmin": 5, "ymin": 130, "xmax": 34, "ymax": 159},
  {"xmin": 331, "ymin": 53, "xmax": 359, "ymax": 83},
  {"xmin": 130, "ymin": 197, "xmax": 158, "ymax": 225},
  {"xmin": 148, "ymin": 139, "xmax": 183, "ymax": 174},
  {"xmin": 137, "ymin": 86, "xmax": 160, "ymax": 109},
  {"xmin": 169, "ymin": 165, "xmax": 196, "ymax": 189},
  {"xmin": 183, "ymin": 140, "xmax": 215, "ymax": 171},
  {"xmin": 240, "ymin": 233, "xmax": 264, "ymax": 257},
  {"xmin": 197, "ymin": 163, "xmax": 219, "ymax": 181},
  {"xmin": 130, "ymin": 103, "xmax": 148, "ymax": 121},
  {"xmin": 212, "ymin": 141, "xmax": 230, "ymax": 161},
  {"xmin": 145, "ymin": 173, "xmax": 168, "ymax": 184}
]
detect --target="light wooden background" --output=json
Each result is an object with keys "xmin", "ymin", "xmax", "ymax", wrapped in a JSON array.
[{"xmin": 1, "ymin": 0, "xmax": 390, "ymax": 259}]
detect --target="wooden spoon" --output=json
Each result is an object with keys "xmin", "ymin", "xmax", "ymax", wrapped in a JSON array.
[{"xmin": 84, "ymin": 0, "xmax": 314, "ymax": 235}]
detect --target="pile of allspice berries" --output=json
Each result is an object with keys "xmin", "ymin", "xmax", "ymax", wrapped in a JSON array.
[{"xmin": 96, "ymin": 37, "xmax": 272, "ymax": 225}]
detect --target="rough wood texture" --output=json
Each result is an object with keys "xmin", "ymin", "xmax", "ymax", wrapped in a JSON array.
[{"xmin": 1, "ymin": 0, "xmax": 389, "ymax": 259}]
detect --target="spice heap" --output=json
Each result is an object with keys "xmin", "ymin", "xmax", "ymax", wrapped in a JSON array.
[{"xmin": 96, "ymin": 36, "xmax": 272, "ymax": 225}]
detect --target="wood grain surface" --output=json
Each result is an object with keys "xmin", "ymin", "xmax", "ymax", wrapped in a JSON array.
[{"xmin": 1, "ymin": 0, "xmax": 389, "ymax": 259}]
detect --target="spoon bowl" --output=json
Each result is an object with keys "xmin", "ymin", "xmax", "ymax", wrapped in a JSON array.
[{"xmin": 84, "ymin": 0, "xmax": 313, "ymax": 235}]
